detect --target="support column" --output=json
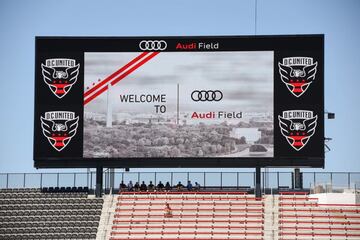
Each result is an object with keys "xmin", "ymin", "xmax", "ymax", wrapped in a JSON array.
[
  {"xmin": 110, "ymin": 168, "xmax": 115, "ymax": 192},
  {"xmin": 294, "ymin": 168, "xmax": 303, "ymax": 189},
  {"xmin": 95, "ymin": 166, "xmax": 103, "ymax": 198},
  {"xmin": 255, "ymin": 167, "xmax": 262, "ymax": 198}
]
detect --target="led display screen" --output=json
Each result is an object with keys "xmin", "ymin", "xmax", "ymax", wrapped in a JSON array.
[{"xmin": 34, "ymin": 35, "xmax": 324, "ymax": 168}]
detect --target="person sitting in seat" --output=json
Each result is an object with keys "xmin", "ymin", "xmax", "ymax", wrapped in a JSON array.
[
  {"xmin": 127, "ymin": 181, "xmax": 133, "ymax": 192},
  {"xmin": 140, "ymin": 181, "xmax": 147, "ymax": 192},
  {"xmin": 186, "ymin": 181, "xmax": 193, "ymax": 191},
  {"xmin": 175, "ymin": 181, "xmax": 184, "ymax": 191},
  {"xmin": 134, "ymin": 182, "xmax": 140, "ymax": 192},
  {"xmin": 165, "ymin": 182, "xmax": 171, "ymax": 192},
  {"xmin": 148, "ymin": 181, "xmax": 155, "ymax": 192},
  {"xmin": 164, "ymin": 203, "xmax": 173, "ymax": 218},
  {"xmin": 194, "ymin": 182, "xmax": 201, "ymax": 192},
  {"xmin": 157, "ymin": 181, "xmax": 165, "ymax": 191},
  {"xmin": 119, "ymin": 181, "xmax": 127, "ymax": 192}
]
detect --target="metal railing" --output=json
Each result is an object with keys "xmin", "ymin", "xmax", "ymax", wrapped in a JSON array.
[{"xmin": 1, "ymin": 171, "xmax": 359, "ymax": 193}]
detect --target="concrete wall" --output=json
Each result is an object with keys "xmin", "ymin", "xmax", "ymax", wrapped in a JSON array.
[{"xmin": 310, "ymin": 193, "xmax": 359, "ymax": 204}]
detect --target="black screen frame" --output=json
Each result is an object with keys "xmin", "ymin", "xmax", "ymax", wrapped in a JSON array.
[{"xmin": 34, "ymin": 35, "xmax": 325, "ymax": 169}]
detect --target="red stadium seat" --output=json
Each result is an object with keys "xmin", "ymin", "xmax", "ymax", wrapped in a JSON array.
[
  {"xmin": 111, "ymin": 192, "xmax": 265, "ymax": 240},
  {"xmin": 278, "ymin": 194, "xmax": 360, "ymax": 240}
]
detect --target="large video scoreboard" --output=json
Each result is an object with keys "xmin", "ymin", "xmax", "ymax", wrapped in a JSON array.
[{"xmin": 34, "ymin": 35, "xmax": 324, "ymax": 168}]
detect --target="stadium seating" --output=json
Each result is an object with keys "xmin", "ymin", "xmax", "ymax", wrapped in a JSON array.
[
  {"xmin": 0, "ymin": 188, "xmax": 103, "ymax": 240},
  {"xmin": 278, "ymin": 192, "xmax": 360, "ymax": 240},
  {"xmin": 110, "ymin": 192, "xmax": 264, "ymax": 240},
  {"xmin": 2, "ymin": 188, "xmax": 359, "ymax": 240}
]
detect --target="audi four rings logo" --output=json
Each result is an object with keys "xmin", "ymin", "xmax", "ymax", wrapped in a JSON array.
[
  {"xmin": 191, "ymin": 90, "xmax": 223, "ymax": 102},
  {"xmin": 139, "ymin": 40, "xmax": 167, "ymax": 51}
]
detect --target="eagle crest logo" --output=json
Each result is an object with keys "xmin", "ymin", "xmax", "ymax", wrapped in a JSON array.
[
  {"xmin": 40, "ymin": 111, "xmax": 79, "ymax": 152},
  {"xmin": 41, "ymin": 59, "xmax": 80, "ymax": 98},
  {"xmin": 278, "ymin": 110, "xmax": 317, "ymax": 151},
  {"xmin": 278, "ymin": 57, "xmax": 317, "ymax": 97}
]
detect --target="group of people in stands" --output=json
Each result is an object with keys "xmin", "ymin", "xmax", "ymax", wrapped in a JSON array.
[{"xmin": 119, "ymin": 180, "xmax": 201, "ymax": 192}]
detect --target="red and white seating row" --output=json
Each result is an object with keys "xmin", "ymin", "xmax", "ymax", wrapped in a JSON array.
[
  {"xmin": 110, "ymin": 192, "xmax": 264, "ymax": 240},
  {"xmin": 279, "ymin": 192, "xmax": 360, "ymax": 240}
]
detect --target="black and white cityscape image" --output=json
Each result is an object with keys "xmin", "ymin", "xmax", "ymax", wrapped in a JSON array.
[{"xmin": 83, "ymin": 51, "xmax": 274, "ymax": 158}]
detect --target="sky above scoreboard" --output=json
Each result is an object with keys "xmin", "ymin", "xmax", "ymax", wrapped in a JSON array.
[{"xmin": 0, "ymin": 0, "xmax": 359, "ymax": 173}]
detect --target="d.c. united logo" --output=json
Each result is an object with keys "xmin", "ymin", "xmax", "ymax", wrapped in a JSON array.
[
  {"xmin": 41, "ymin": 59, "xmax": 80, "ymax": 98},
  {"xmin": 40, "ymin": 111, "xmax": 79, "ymax": 152},
  {"xmin": 278, "ymin": 110, "xmax": 317, "ymax": 151},
  {"xmin": 278, "ymin": 57, "xmax": 317, "ymax": 97}
]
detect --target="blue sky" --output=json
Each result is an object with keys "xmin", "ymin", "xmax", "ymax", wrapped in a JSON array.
[{"xmin": 0, "ymin": 0, "xmax": 359, "ymax": 173}]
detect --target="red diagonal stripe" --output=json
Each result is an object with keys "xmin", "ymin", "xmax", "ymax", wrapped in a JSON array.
[
  {"xmin": 84, "ymin": 52, "xmax": 149, "ymax": 98},
  {"xmin": 84, "ymin": 52, "xmax": 159, "ymax": 106},
  {"xmin": 84, "ymin": 84, "xmax": 108, "ymax": 106},
  {"xmin": 110, "ymin": 52, "xmax": 160, "ymax": 86}
]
